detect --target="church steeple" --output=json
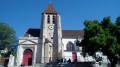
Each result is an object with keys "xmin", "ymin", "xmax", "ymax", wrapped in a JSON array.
[
  {"xmin": 40, "ymin": 3, "xmax": 63, "ymax": 63},
  {"xmin": 44, "ymin": 3, "xmax": 58, "ymax": 14}
]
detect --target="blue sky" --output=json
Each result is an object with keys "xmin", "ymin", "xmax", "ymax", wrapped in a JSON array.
[{"xmin": 0, "ymin": 0, "xmax": 120, "ymax": 38}]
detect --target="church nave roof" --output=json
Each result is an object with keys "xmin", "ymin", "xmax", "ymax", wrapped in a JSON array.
[{"xmin": 23, "ymin": 28, "xmax": 84, "ymax": 39}]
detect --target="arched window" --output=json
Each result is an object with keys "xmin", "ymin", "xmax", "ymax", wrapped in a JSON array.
[
  {"xmin": 24, "ymin": 49, "xmax": 32, "ymax": 53},
  {"xmin": 53, "ymin": 15, "xmax": 55, "ymax": 24},
  {"xmin": 47, "ymin": 15, "xmax": 50, "ymax": 23},
  {"xmin": 66, "ymin": 41, "xmax": 75, "ymax": 51}
]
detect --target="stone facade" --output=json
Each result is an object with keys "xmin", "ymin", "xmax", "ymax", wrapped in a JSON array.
[
  {"xmin": 16, "ymin": 37, "xmax": 38, "ymax": 65},
  {"xmin": 39, "ymin": 13, "xmax": 63, "ymax": 63},
  {"xmin": 16, "ymin": 3, "xmax": 83, "ymax": 66}
]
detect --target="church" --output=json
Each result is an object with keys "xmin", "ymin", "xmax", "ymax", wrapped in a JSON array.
[{"xmin": 16, "ymin": 3, "xmax": 84, "ymax": 66}]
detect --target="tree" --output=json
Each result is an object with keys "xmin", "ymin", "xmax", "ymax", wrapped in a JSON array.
[
  {"xmin": 0, "ymin": 22, "xmax": 18, "ymax": 56},
  {"xmin": 77, "ymin": 16, "xmax": 120, "ymax": 67}
]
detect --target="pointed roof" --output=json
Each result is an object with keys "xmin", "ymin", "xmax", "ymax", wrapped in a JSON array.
[{"xmin": 44, "ymin": 3, "xmax": 58, "ymax": 14}]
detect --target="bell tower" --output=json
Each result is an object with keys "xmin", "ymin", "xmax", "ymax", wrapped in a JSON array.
[{"xmin": 39, "ymin": 3, "xmax": 63, "ymax": 63}]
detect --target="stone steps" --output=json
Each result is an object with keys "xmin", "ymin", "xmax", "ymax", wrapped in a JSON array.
[{"xmin": 10, "ymin": 62, "xmax": 112, "ymax": 67}]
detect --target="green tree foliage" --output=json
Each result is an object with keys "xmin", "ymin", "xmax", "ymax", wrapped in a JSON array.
[
  {"xmin": 77, "ymin": 16, "xmax": 120, "ymax": 67},
  {"xmin": 0, "ymin": 22, "xmax": 18, "ymax": 56}
]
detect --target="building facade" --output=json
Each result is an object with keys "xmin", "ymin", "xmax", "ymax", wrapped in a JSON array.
[{"xmin": 16, "ymin": 3, "xmax": 84, "ymax": 66}]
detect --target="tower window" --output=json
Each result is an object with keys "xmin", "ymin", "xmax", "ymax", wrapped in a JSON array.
[
  {"xmin": 51, "ymin": 37, "xmax": 53, "ymax": 39},
  {"xmin": 47, "ymin": 15, "xmax": 50, "ymax": 23},
  {"xmin": 53, "ymin": 15, "xmax": 55, "ymax": 24}
]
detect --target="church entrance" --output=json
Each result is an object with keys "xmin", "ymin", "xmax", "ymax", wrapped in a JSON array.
[
  {"xmin": 22, "ymin": 49, "xmax": 33, "ymax": 66},
  {"xmin": 72, "ymin": 52, "xmax": 77, "ymax": 62}
]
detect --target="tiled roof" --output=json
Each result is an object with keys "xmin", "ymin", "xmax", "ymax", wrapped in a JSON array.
[
  {"xmin": 23, "ymin": 28, "xmax": 84, "ymax": 38},
  {"xmin": 44, "ymin": 3, "xmax": 58, "ymax": 14},
  {"xmin": 62, "ymin": 30, "xmax": 84, "ymax": 38}
]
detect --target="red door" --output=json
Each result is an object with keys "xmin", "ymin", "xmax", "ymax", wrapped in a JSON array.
[
  {"xmin": 72, "ymin": 52, "xmax": 77, "ymax": 62},
  {"xmin": 22, "ymin": 50, "xmax": 32, "ymax": 66}
]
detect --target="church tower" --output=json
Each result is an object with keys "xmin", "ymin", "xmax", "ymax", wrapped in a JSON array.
[{"xmin": 39, "ymin": 3, "xmax": 63, "ymax": 63}]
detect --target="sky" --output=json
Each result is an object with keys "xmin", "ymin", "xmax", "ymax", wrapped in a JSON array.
[{"xmin": 0, "ymin": 0, "xmax": 120, "ymax": 38}]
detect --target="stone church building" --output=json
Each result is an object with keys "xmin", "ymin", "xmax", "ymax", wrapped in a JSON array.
[{"xmin": 16, "ymin": 3, "xmax": 84, "ymax": 66}]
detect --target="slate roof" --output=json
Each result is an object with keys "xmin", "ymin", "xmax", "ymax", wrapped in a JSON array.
[
  {"xmin": 44, "ymin": 3, "xmax": 58, "ymax": 14},
  {"xmin": 24, "ymin": 28, "xmax": 40, "ymax": 37},
  {"xmin": 62, "ymin": 30, "xmax": 84, "ymax": 38},
  {"xmin": 24, "ymin": 28, "xmax": 84, "ymax": 38}
]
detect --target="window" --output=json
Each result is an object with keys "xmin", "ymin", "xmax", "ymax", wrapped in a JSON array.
[
  {"xmin": 24, "ymin": 49, "xmax": 32, "ymax": 53},
  {"xmin": 53, "ymin": 15, "xmax": 55, "ymax": 24},
  {"xmin": 66, "ymin": 41, "xmax": 75, "ymax": 51},
  {"xmin": 47, "ymin": 15, "xmax": 50, "ymax": 23},
  {"xmin": 51, "ymin": 37, "xmax": 53, "ymax": 39}
]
